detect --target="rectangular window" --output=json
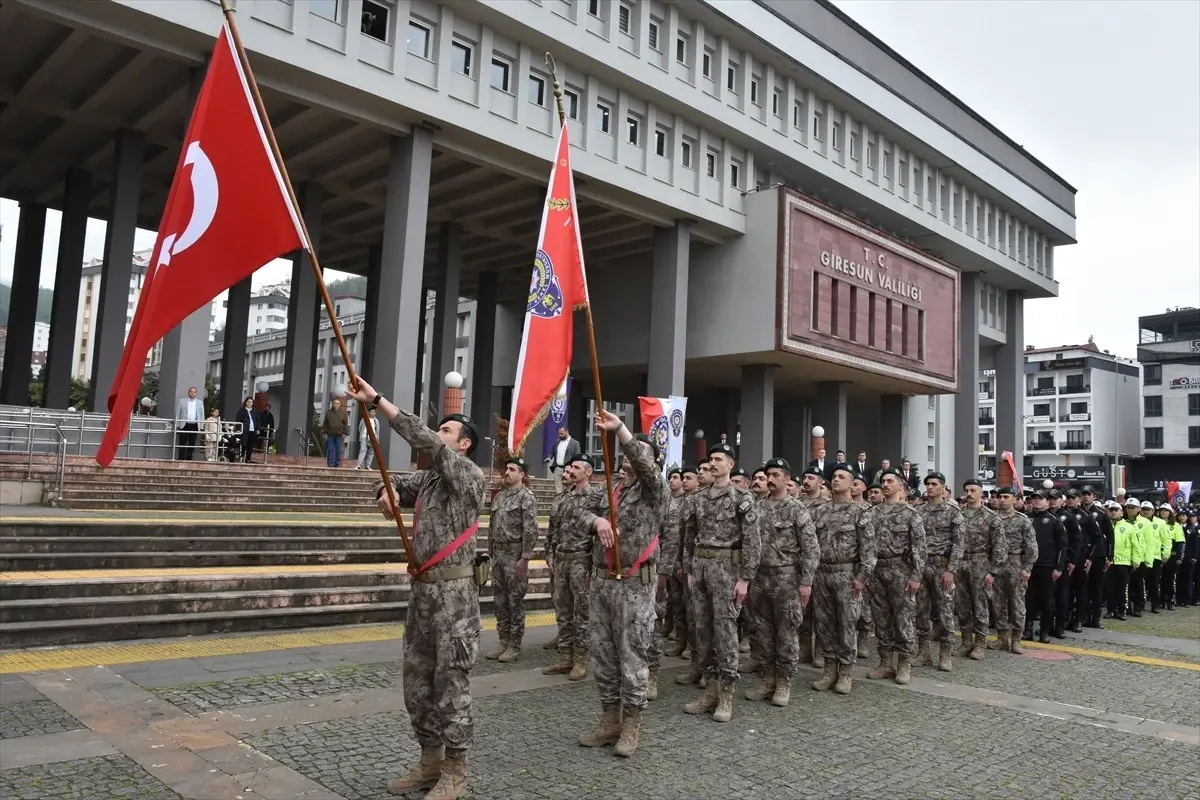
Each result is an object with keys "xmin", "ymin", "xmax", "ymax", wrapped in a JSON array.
[
  {"xmin": 587, "ymin": 0, "xmax": 600, "ymax": 15},
  {"xmin": 1144, "ymin": 364, "xmax": 1162, "ymax": 385},
  {"xmin": 654, "ymin": 127, "xmax": 667, "ymax": 157},
  {"xmin": 729, "ymin": 159, "xmax": 741, "ymax": 189},
  {"xmin": 618, "ymin": 2, "xmax": 631, "ymax": 33},
  {"xmin": 563, "ymin": 89, "xmax": 580, "ymax": 120},
  {"xmin": 676, "ymin": 33, "xmax": 689, "ymax": 65},
  {"xmin": 680, "ymin": 138, "xmax": 693, "ymax": 168},
  {"xmin": 849, "ymin": 129, "xmax": 860, "ymax": 160},
  {"xmin": 883, "ymin": 145, "xmax": 893, "ymax": 179},
  {"xmin": 528, "ymin": 73, "xmax": 546, "ymax": 106},
  {"xmin": 726, "ymin": 61, "xmax": 737, "ymax": 92},
  {"xmin": 792, "ymin": 101, "xmax": 802, "ymax": 129},
  {"xmin": 832, "ymin": 120, "xmax": 843, "ymax": 151},
  {"xmin": 596, "ymin": 101, "xmax": 612, "ymax": 133},
  {"xmin": 450, "ymin": 39, "xmax": 474, "ymax": 76},
  {"xmin": 1144, "ymin": 427, "xmax": 1164, "ymax": 449},
  {"xmin": 648, "ymin": 19, "xmax": 660, "ymax": 50},
  {"xmin": 1189, "ymin": 393, "xmax": 1200, "ymax": 416},
  {"xmin": 772, "ymin": 88, "xmax": 781, "ymax": 116},
  {"xmin": 813, "ymin": 109, "xmax": 824, "ymax": 141},
  {"xmin": 1190, "ymin": 426, "xmax": 1200, "ymax": 449},
  {"xmin": 749, "ymin": 76, "xmax": 760, "ymax": 105},
  {"xmin": 361, "ymin": 0, "xmax": 390, "ymax": 42},
  {"xmin": 705, "ymin": 149, "xmax": 717, "ymax": 178},
  {"xmin": 898, "ymin": 153, "xmax": 908, "ymax": 185},
  {"xmin": 867, "ymin": 141, "xmax": 877, "ymax": 171},
  {"xmin": 407, "ymin": 20, "xmax": 431, "ymax": 58},
  {"xmin": 489, "ymin": 57, "xmax": 512, "ymax": 92},
  {"xmin": 311, "ymin": 0, "xmax": 339, "ymax": 22},
  {"xmin": 1144, "ymin": 395, "xmax": 1163, "ymax": 417},
  {"xmin": 626, "ymin": 114, "xmax": 641, "ymax": 145}
]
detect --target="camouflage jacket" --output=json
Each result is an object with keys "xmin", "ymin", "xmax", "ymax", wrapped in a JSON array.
[
  {"xmin": 756, "ymin": 496, "xmax": 820, "ymax": 585},
  {"xmin": 546, "ymin": 489, "xmax": 570, "ymax": 555},
  {"xmin": 812, "ymin": 500, "xmax": 878, "ymax": 585},
  {"xmin": 801, "ymin": 494, "xmax": 828, "ymax": 512},
  {"xmin": 680, "ymin": 482, "xmax": 762, "ymax": 581},
  {"xmin": 549, "ymin": 482, "xmax": 605, "ymax": 556},
  {"xmin": 665, "ymin": 494, "xmax": 686, "ymax": 572},
  {"xmin": 582, "ymin": 437, "xmax": 668, "ymax": 574},
  {"xmin": 488, "ymin": 485, "xmax": 539, "ymax": 559},
  {"xmin": 871, "ymin": 502, "xmax": 927, "ymax": 583},
  {"xmin": 374, "ymin": 409, "xmax": 485, "ymax": 569},
  {"xmin": 996, "ymin": 510, "xmax": 1038, "ymax": 571},
  {"xmin": 959, "ymin": 505, "xmax": 1006, "ymax": 570},
  {"xmin": 920, "ymin": 500, "xmax": 966, "ymax": 573}
]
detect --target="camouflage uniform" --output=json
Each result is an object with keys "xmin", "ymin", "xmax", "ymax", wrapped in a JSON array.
[
  {"xmin": 580, "ymin": 438, "xmax": 668, "ymax": 711},
  {"xmin": 664, "ymin": 494, "xmax": 689, "ymax": 651},
  {"xmin": 992, "ymin": 511, "xmax": 1038, "ymax": 635},
  {"xmin": 870, "ymin": 503, "xmax": 927, "ymax": 658},
  {"xmin": 748, "ymin": 497, "xmax": 819, "ymax": 680},
  {"xmin": 374, "ymin": 411, "xmax": 485, "ymax": 755},
  {"xmin": 549, "ymin": 483, "xmax": 604, "ymax": 661},
  {"xmin": 798, "ymin": 495, "xmax": 828, "ymax": 660},
  {"xmin": 681, "ymin": 485, "xmax": 761, "ymax": 684},
  {"xmin": 855, "ymin": 499, "xmax": 874, "ymax": 642},
  {"xmin": 487, "ymin": 484, "xmax": 539, "ymax": 644},
  {"xmin": 811, "ymin": 501, "xmax": 877, "ymax": 665},
  {"xmin": 957, "ymin": 506, "xmax": 1005, "ymax": 638},
  {"xmin": 916, "ymin": 500, "xmax": 965, "ymax": 651}
]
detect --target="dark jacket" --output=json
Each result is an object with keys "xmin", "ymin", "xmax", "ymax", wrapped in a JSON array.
[
  {"xmin": 1087, "ymin": 503, "xmax": 1115, "ymax": 562},
  {"xmin": 1031, "ymin": 509, "xmax": 1067, "ymax": 571},
  {"xmin": 1057, "ymin": 507, "xmax": 1082, "ymax": 566},
  {"xmin": 235, "ymin": 407, "xmax": 258, "ymax": 439}
]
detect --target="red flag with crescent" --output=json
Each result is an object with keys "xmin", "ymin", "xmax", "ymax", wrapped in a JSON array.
[
  {"xmin": 508, "ymin": 123, "xmax": 589, "ymax": 454},
  {"xmin": 96, "ymin": 23, "xmax": 307, "ymax": 466}
]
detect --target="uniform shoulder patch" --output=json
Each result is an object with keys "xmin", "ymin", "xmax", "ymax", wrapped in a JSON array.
[{"xmin": 738, "ymin": 498, "xmax": 753, "ymax": 514}]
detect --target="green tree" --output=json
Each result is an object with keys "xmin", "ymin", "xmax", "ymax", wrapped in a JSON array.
[
  {"xmin": 205, "ymin": 374, "xmax": 218, "ymax": 411},
  {"xmin": 26, "ymin": 377, "xmax": 93, "ymax": 409}
]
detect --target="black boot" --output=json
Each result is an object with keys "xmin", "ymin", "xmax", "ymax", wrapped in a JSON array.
[{"xmin": 1038, "ymin": 629, "xmax": 1051, "ymax": 644}]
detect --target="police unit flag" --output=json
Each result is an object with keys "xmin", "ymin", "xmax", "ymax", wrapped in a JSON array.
[
  {"xmin": 639, "ymin": 395, "xmax": 688, "ymax": 478},
  {"xmin": 508, "ymin": 123, "xmax": 590, "ymax": 454},
  {"xmin": 541, "ymin": 377, "xmax": 572, "ymax": 462},
  {"xmin": 1167, "ymin": 481, "xmax": 1193, "ymax": 506}
]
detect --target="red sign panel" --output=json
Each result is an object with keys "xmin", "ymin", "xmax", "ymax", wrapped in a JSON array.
[{"xmin": 777, "ymin": 190, "xmax": 961, "ymax": 392}]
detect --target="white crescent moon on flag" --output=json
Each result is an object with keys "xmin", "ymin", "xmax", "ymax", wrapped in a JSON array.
[{"xmin": 158, "ymin": 140, "xmax": 219, "ymax": 269}]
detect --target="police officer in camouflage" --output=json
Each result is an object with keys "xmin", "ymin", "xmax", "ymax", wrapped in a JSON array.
[
  {"xmin": 955, "ymin": 480, "xmax": 1004, "ymax": 661},
  {"xmin": 485, "ymin": 456, "xmax": 539, "ymax": 663},
  {"xmin": 348, "ymin": 379, "xmax": 485, "ymax": 800},
  {"xmin": 577, "ymin": 411, "xmax": 668, "ymax": 758},
  {"xmin": 810, "ymin": 463, "xmax": 877, "ymax": 695},
  {"xmin": 916, "ymin": 472, "xmax": 965, "ymax": 672},
  {"xmin": 680, "ymin": 442, "xmax": 761, "ymax": 723},
  {"xmin": 852, "ymin": 473, "xmax": 874, "ymax": 658},
  {"xmin": 868, "ymin": 468, "xmax": 928, "ymax": 686},
  {"xmin": 988, "ymin": 485, "xmax": 1038, "ymax": 655},
  {"xmin": 743, "ymin": 457, "xmax": 819, "ymax": 707}
]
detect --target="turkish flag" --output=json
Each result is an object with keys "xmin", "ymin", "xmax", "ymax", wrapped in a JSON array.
[
  {"xmin": 508, "ymin": 124, "xmax": 589, "ymax": 454},
  {"xmin": 96, "ymin": 23, "xmax": 307, "ymax": 466}
]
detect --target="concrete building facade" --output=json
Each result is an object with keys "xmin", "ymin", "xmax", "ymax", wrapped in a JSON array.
[
  {"xmin": 0, "ymin": 0, "xmax": 1076, "ymax": 476},
  {"xmin": 1136, "ymin": 307, "xmax": 1200, "ymax": 490}
]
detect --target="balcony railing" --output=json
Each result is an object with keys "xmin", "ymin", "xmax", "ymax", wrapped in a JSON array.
[
  {"xmin": 1061, "ymin": 440, "xmax": 1092, "ymax": 451},
  {"xmin": 1059, "ymin": 413, "xmax": 1091, "ymax": 422},
  {"xmin": 1027, "ymin": 387, "xmax": 1057, "ymax": 397},
  {"xmin": 979, "ymin": 416, "xmax": 995, "ymax": 426},
  {"xmin": 1028, "ymin": 441, "xmax": 1057, "ymax": 451},
  {"xmin": 1059, "ymin": 385, "xmax": 1091, "ymax": 395}
]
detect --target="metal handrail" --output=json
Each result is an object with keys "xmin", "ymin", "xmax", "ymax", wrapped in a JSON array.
[{"xmin": 0, "ymin": 419, "xmax": 68, "ymax": 503}]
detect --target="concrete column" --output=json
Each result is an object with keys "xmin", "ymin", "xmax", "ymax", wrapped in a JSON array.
[
  {"xmin": 647, "ymin": 221, "xmax": 690, "ymax": 398},
  {"xmin": 739, "ymin": 364, "xmax": 775, "ymax": 470},
  {"xmin": 813, "ymin": 380, "xmax": 849, "ymax": 455},
  {"xmin": 428, "ymin": 223, "xmax": 462, "ymax": 417},
  {"xmin": 995, "ymin": 290, "xmax": 1025, "ymax": 474},
  {"xmin": 360, "ymin": 242, "xmax": 382, "ymax": 383},
  {"xmin": 43, "ymin": 169, "xmax": 91, "ymax": 408},
  {"xmin": 219, "ymin": 278, "xmax": 252, "ymax": 418},
  {"xmin": 879, "ymin": 394, "xmax": 905, "ymax": 469},
  {"xmin": 776, "ymin": 396, "xmax": 808, "ymax": 465},
  {"xmin": 279, "ymin": 182, "xmax": 323, "ymax": 455},
  {"xmin": 413, "ymin": 289, "xmax": 429, "ymax": 419},
  {"xmin": 369, "ymin": 129, "xmax": 433, "ymax": 467},
  {"xmin": 0, "ymin": 203, "xmax": 47, "ymax": 405},
  {"xmin": 89, "ymin": 129, "xmax": 144, "ymax": 410},
  {"xmin": 953, "ymin": 273, "xmax": 980, "ymax": 487},
  {"xmin": 470, "ymin": 270, "xmax": 498, "ymax": 465}
]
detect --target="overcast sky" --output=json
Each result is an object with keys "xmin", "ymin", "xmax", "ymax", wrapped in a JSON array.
[{"xmin": 2, "ymin": 0, "xmax": 1197, "ymax": 357}]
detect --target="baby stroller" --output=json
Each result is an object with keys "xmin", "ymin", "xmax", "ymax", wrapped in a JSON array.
[{"xmin": 220, "ymin": 423, "xmax": 241, "ymax": 463}]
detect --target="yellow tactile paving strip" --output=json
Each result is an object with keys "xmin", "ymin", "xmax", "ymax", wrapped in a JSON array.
[
  {"xmin": 0, "ymin": 611, "xmax": 558, "ymax": 674},
  {"xmin": 0, "ymin": 561, "xmax": 550, "ymax": 582}
]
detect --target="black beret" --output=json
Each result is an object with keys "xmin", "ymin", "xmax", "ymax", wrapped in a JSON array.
[
  {"xmin": 1065, "ymin": 488, "xmax": 1079, "ymax": 499},
  {"xmin": 707, "ymin": 442, "xmax": 736, "ymax": 459},
  {"xmin": 667, "ymin": 466, "xmax": 682, "ymax": 478},
  {"xmin": 1047, "ymin": 489, "xmax": 1061, "ymax": 500},
  {"xmin": 802, "ymin": 467, "xmax": 823, "ymax": 479},
  {"xmin": 1080, "ymin": 485, "xmax": 1096, "ymax": 495},
  {"xmin": 438, "ymin": 414, "xmax": 478, "ymax": 456},
  {"xmin": 995, "ymin": 485, "xmax": 1018, "ymax": 496},
  {"xmin": 731, "ymin": 467, "xmax": 748, "ymax": 478},
  {"xmin": 680, "ymin": 464, "xmax": 698, "ymax": 475},
  {"xmin": 852, "ymin": 474, "xmax": 868, "ymax": 485},
  {"xmin": 831, "ymin": 462, "xmax": 855, "ymax": 479},
  {"xmin": 506, "ymin": 456, "xmax": 528, "ymax": 471},
  {"xmin": 567, "ymin": 453, "xmax": 594, "ymax": 468},
  {"xmin": 751, "ymin": 465, "xmax": 768, "ymax": 478},
  {"xmin": 869, "ymin": 482, "xmax": 882, "ymax": 490},
  {"xmin": 633, "ymin": 432, "xmax": 659, "ymax": 458},
  {"xmin": 962, "ymin": 479, "xmax": 982, "ymax": 489},
  {"xmin": 1031, "ymin": 490, "xmax": 1047, "ymax": 500},
  {"xmin": 879, "ymin": 467, "xmax": 904, "ymax": 480},
  {"xmin": 764, "ymin": 457, "xmax": 790, "ymax": 472},
  {"xmin": 924, "ymin": 472, "xmax": 947, "ymax": 485}
]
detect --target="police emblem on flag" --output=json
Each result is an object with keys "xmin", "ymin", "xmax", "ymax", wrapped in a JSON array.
[
  {"xmin": 527, "ymin": 249, "xmax": 564, "ymax": 319},
  {"xmin": 550, "ymin": 391, "xmax": 568, "ymax": 422},
  {"xmin": 669, "ymin": 408, "xmax": 684, "ymax": 438},
  {"xmin": 649, "ymin": 415, "xmax": 669, "ymax": 468}
]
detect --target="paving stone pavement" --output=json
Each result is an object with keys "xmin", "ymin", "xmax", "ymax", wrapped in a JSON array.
[
  {"xmin": 1103, "ymin": 606, "xmax": 1200, "ymax": 640},
  {"xmin": 0, "ymin": 754, "xmax": 181, "ymax": 799},
  {"xmin": 0, "ymin": 699, "xmax": 84, "ymax": 740},
  {"xmin": 244, "ymin": 674, "xmax": 1200, "ymax": 800}
]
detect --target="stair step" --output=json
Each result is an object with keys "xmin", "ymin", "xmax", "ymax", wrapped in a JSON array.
[
  {"xmin": 0, "ymin": 524, "xmax": 548, "ymax": 538},
  {"xmin": 0, "ymin": 550, "xmax": 410, "ymax": 570}
]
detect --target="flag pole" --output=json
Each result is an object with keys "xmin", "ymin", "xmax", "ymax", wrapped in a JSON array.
[
  {"xmin": 219, "ymin": 0, "xmax": 416, "ymax": 569},
  {"xmin": 544, "ymin": 53, "xmax": 623, "ymax": 576}
]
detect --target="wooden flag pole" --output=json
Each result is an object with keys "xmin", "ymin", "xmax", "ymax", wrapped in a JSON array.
[
  {"xmin": 219, "ymin": 0, "xmax": 416, "ymax": 569},
  {"xmin": 544, "ymin": 53, "xmax": 622, "ymax": 576}
]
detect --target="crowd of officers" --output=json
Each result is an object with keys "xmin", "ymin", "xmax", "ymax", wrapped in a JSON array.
[{"xmin": 483, "ymin": 438, "xmax": 1200, "ymax": 760}]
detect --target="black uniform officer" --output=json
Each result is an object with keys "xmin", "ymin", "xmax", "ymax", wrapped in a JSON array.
[
  {"xmin": 1064, "ymin": 489, "xmax": 1093, "ymax": 633},
  {"xmin": 1080, "ymin": 485, "xmax": 1113, "ymax": 628},
  {"xmin": 1181, "ymin": 509, "xmax": 1200, "ymax": 607},
  {"xmin": 1050, "ymin": 490, "xmax": 1080, "ymax": 638},
  {"xmin": 1027, "ymin": 491, "xmax": 1067, "ymax": 643}
]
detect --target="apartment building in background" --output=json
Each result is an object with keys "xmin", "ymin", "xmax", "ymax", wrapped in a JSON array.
[
  {"xmin": 72, "ymin": 249, "xmax": 160, "ymax": 382},
  {"xmin": 1137, "ymin": 307, "xmax": 1200, "ymax": 488}
]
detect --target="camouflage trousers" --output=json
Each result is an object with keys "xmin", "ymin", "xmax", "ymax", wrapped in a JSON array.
[
  {"xmin": 692, "ymin": 556, "xmax": 741, "ymax": 683},
  {"xmin": 403, "ymin": 578, "xmax": 480, "ymax": 752},
  {"xmin": 992, "ymin": 556, "xmax": 1028, "ymax": 633},
  {"xmin": 589, "ymin": 576, "xmax": 656, "ymax": 710},
  {"xmin": 955, "ymin": 557, "xmax": 994, "ymax": 637},
  {"xmin": 748, "ymin": 570, "xmax": 804, "ymax": 677},
  {"xmin": 667, "ymin": 573, "xmax": 690, "ymax": 639},
  {"xmin": 870, "ymin": 560, "xmax": 918, "ymax": 657},
  {"xmin": 552, "ymin": 556, "xmax": 591, "ymax": 654},
  {"xmin": 916, "ymin": 562, "xmax": 959, "ymax": 648},
  {"xmin": 648, "ymin": 579, "xmax": 664, "ymax": 668},
  {"xmin": 812, "ymin": 565, "xmax": 862, "ymax": 666},
  {"xmin": 490, "ymin": 550, "xmax": 529, "ymax": 642},
  {"xmin": 857, "ymin": 594, "xmax": 873, "ymax": 634}
]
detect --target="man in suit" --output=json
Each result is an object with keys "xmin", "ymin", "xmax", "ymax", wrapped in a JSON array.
[
  {"xmin": 854, "ymin": 451, "xmax": 872, "ymax": 481},
  {"xmin": 545, "ymin": 426, "xmax": 581, "ymax": 492},
  {"xmin": 174, "ymin": 386, "xmax": 204, "ymax": 461},
  {"xmin": 808, "ymin": 448, "xmax": 831, "ymax": 482},
  {"xmin": 900, "ymin": 459, "xmax": 920, "ymax": 488}
]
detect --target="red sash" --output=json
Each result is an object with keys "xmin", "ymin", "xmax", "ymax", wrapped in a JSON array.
[
  {"xmin": 408, "ymin": 498, "xmax": 481, "ymax": 577},
  {"xmin": 624, "ymin": 533, "xmax": 660, "ymax": 579}
]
